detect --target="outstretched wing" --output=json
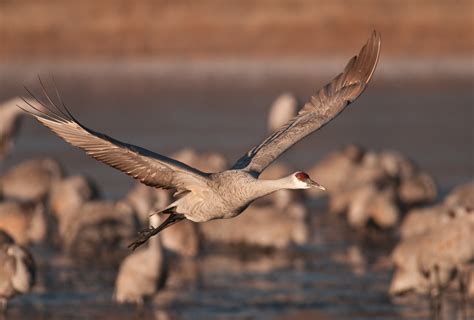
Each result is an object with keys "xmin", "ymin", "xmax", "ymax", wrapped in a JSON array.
[
  {"xmin": 19, "ymin": 83, "xmax": 209, "ymax": 191},
  {"xmin": 232, "ymin": 31, "xmax": 381, "ymax": 175}
]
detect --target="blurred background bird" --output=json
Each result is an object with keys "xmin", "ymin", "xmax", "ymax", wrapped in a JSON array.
[
  {"xmin": 0, "ymin": 230, "xmax": 35, "ymax": 313},
  {"xmin": 0, "ymin": 98, "xmax": 27, "ymax": 159}
]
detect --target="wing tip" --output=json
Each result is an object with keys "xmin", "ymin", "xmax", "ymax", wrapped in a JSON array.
[
  {"xmin": 366, "ymin": 30, "xmax": 382, "ymax": 83},
  {"xmin": 343, "ymin": 30, "xmax": 381, "ymax": 95},
  {"xmin": 19, "ymin": 80, "xmax": 79, "ymax": 128}
]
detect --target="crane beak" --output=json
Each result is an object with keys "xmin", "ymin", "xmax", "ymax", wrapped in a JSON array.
[{"xmin": 307, "ymin": 178, "xmax": 326, "ymax": 190}]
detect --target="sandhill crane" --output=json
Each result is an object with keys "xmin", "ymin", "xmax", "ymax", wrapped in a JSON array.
[
  {"xmin": 0, "ymin": 157, "xmax": 64, "ymax": 203},
  {"xmin": 267, "ymin": 92, "xmax": 298, "ymax": 132},
  {"xmin": 0, "ymin": 201, "xmax": 46, "ymax": 245},
  {"xmin": 65, "ymin": 200, "xmax": 138, "ymax": 261},
  {"xmin": 0, "ymin": 97, "xmax": 27, "ymax": 159},
  {"xmin": 306, "ymin": 144, "xmax": 366, "ymax": 198},
  {"xmin": 400, "ymin": 181, "xmax": 473, "ymax": 240},
  {"xmin": 19, "ymin": 32, "xmax": 381, "ymax": 249},
  {"xmin": 113, "ymin": 214, "xmax": 167, "ymax": 305},
  {"xmin": 256, "ymin": 161, "xmax": 303, "ymax": 210},
  {"xmin": 49, "ymin": 176, "xmax": 138, "ymax": 261},
  {"xmin": 200, "ymin": 202, "xmax": 308, "ymax": 249},
  {"xmin": 125, "ymin": 148, "xmax": 227, "ymax": 257},
  {"xmin": 444, "ymin": 181, "xmax": 473, "ymax": 210},
  {"xmin": 48, "ymin": 175, "xmax": 99, "ymax": 238},
  {"xmin": 126, "ymin": 182, "xmax": 201, "ymax": 257},
  {"xmin": 378, "ymin": 150, "xmax": 437, "ymax": 206},
  {"xmin": 0, "ymin": 230, "xmax": 35, "ymax": 313},
  {"xmin": 390, "ymin": 213, "xmax": 474, "ymax": 304},
  {"xmin": 306, "ymin": 144, "xmax": 437, "ymax": 229}
]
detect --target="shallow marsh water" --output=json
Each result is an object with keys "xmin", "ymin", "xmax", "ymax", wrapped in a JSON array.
[{"xmin": 0, "ymin": 69, "xmax": 473, "ymax": 319}]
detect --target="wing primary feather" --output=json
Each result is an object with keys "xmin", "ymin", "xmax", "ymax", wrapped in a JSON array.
[
  {"xmin": 50, "ymin": 76, "xmax": 79, "ymax": 121},
  {"xmin": 23, "ymin": 87, "xmax": 65, "ymax": 121},
  {"xmin": 38, "ymin": 76, "xmax": 70, "ymax": 119},
  {"xmin": 19, "ymin": 95, "xmax": 61, "ymax": 122},
  {"xmin": 19, "ymin": 81, "xmax": 210, "ymax": 191}
]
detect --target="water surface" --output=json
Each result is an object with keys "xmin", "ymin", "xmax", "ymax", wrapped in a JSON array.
[{"xmin": 1, "ymin": 71, "xmax": 473, "ymax": 319}]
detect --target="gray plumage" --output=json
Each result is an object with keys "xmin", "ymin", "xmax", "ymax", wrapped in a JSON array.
[
  {"xmin": 113, "ymin": 215, "xmax": 167, "ymax": 305},
  {"xmin": 0, "ymin": 97, "xmax": 26, "ymax": 159},
  {"xmin": 20, "ymin": 32, "xmax": 381, "ymax": 249},
  {"xmin": 233, "ymin": 31, "xmax": 380, "ymax": 174}
]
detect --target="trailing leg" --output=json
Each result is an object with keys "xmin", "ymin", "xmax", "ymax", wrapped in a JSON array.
[{"xmin": 128, "ymin": 213, "xmax": 185, "ymax": 250}]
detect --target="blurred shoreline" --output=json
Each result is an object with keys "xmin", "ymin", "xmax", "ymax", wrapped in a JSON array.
[
  {"xmin": 1, "ymin": 57, "xmax": 473, "ymax": 96},
  {"xmin": 1, "ymin": 1, "xmax": 472, "ymax": 60}
]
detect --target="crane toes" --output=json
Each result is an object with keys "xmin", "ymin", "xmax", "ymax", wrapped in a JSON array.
[
  {"xmin": 138, "ymin": 227, "xmax": 154, "ymax": 236},
  {"xmin": 128, "ymin": 213, "xmax": 186, "ymax": 250}
]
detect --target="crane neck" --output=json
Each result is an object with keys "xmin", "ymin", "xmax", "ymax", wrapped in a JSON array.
[{"xmin": 253, "ymin": 175, "xmax": 298, "ymax": 200}]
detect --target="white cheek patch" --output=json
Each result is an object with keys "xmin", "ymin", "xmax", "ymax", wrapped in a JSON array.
[
  {"xmin": 301, "ymin": 181, "xmax": 311, "ymax": 189},
  {"xmin": 292, "ymin": 176, "xmax": 310, "ymax": 189}
]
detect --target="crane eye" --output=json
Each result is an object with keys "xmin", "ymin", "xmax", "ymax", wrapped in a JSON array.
[{"xmin": 295, "ymin": 172, "xmax": 309, "ymax": 181}]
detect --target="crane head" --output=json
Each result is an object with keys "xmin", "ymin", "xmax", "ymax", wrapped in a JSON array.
[{"xmin": 294, "ymin": 171, "xmax": 326, "ymax": 190}]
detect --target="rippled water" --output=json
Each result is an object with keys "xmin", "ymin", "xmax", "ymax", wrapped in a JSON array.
[
  {"xmin": 8, "ymin": 214, "xmax": 473, "ymax": 320},
  {"xmin": 1, "ymin": 71, "xmax": 473, "ymax": 319}
]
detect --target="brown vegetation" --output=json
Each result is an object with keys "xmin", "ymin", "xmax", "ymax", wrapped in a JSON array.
[{"xmin": 1, "ymin": 0, "xmax": 472, "ymax": 61}]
